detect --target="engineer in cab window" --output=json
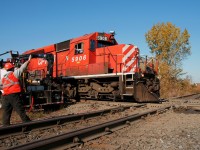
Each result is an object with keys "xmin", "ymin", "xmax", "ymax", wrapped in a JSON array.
[{"xmin": 75, "ymin": 43, "xmax": 84, "ymax": 54}]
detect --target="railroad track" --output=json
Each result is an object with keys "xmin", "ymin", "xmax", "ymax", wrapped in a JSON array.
[
  {"xmin": 1, "ymin": 93, "xmax": 199, "ymax": 149},
  {"xmin": 170, "ymin": 93, "xmax": 200, "ymax": 100},
  {"xmin": 164, "ymin": 93, "xmax": 200, "ymax": 111},
  {"xmin": 0, "ymin": 103, "xmax": 173, "ymax": 150}
]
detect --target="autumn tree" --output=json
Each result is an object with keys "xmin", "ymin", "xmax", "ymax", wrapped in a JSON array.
[{"xmin": 145, "ymin": 22, "xmax": 191, "ymax": 97}]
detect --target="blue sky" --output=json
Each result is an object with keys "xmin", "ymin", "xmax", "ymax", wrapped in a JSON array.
[{"xmin": 0, "ymin": 0, "xmax": 200, "ymax": 82}]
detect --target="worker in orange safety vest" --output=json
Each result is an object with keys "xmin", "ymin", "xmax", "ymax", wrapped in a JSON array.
[{"xmin": 0, "ymin": 55, "xmax": 32, "ymax": 126}]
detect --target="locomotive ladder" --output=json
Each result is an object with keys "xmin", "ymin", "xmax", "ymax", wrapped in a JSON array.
[{"xmin": 122, "ymin": 73, "xmax": 135, "ymax": 97}]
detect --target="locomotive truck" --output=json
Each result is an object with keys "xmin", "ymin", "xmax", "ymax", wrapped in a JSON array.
[{"xmin": 0, "ymin": 31, "xmax": 160, "ymax": 109}]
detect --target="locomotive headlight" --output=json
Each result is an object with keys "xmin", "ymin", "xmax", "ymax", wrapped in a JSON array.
[
  {"xmin": 27, "ymin": 79, "xmax": 40, "ymax": 85},
  {"xmin": 109, "ymin": 31, "xmax": 115, "ymax": 36},
  {"xmin": 32, "ymin": 80, "xmax": 40, "ymax": 84}
]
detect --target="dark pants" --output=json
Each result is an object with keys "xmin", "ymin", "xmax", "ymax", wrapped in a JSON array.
[{"xmin": 2, "ymin": 93, "xmax": 31, "ymax": 126}]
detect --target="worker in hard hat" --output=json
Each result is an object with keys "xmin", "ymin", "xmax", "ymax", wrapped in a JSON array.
[
  {"xmin": 0, "ymin": 67, "xmax": 7, "ymax": 109},
  {"xmin": 0, "ymin": 55, "xmax": 32, "ymax": 126},
  {"xmin": 0, "ymin": 67, "xmax": 7, "ymax": 91}
]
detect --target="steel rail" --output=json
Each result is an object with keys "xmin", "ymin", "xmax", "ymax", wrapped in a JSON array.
[
  {"xmin": 0, "ymin": 104, "xmax": 145, "ymax": 137},
  {"xmin": 8, "ymin": 105, "xmax": 173, "ymax": 150},
  {"xmin": 170, "ymin": 93, "xmax": 200, "ymax": 99}
]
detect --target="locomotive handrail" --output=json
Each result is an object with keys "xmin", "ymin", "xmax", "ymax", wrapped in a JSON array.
[{"xmin": 0, "ymin": 51, "xmax": 11, "ymax": 57}]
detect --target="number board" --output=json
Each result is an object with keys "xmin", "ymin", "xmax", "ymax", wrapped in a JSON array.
[{"xmin": 97, "ymin": 36, "xmax": 108, "ymax": 41}]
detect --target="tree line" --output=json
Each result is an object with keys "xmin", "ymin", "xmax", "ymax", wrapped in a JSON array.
[{"xmin": 145, "ymin": 22, "xmax": 200, "ymax": 98}]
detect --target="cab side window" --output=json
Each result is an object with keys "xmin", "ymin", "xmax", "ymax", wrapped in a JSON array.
[
  {"xmin": 90, "ymin": 40, "xmax": 95, "ymax": 51},
  {"xmin": 75, "ymin": 43, "xmax": 84, "ymax": 54}
]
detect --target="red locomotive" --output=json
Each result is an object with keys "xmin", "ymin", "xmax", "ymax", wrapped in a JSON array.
[{"xmin": 0, "ymin": 31, "xmax": 160, "ymax": 109}]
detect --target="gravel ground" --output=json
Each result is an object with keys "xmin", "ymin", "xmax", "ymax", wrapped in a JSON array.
[
  {"xmin": 79, "ymin": 109, "xmax": 200, "ymax": 150},
  {"xmin": 0, "ymin": 100, "xmax": 200, "ymax": 150}
]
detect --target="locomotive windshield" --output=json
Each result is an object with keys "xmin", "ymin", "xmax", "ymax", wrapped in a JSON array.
[{"xmin": 97, "ymin": 40, "xmax": 116, "ymax": 48}]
